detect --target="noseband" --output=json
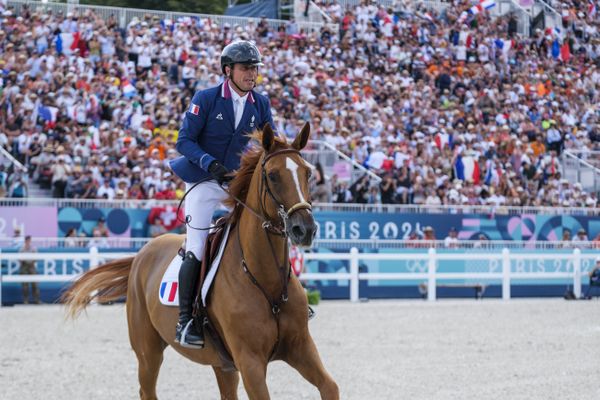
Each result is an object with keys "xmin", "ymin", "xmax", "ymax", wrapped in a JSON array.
[{"xmin": 259, "ymin": 148, "xmax": 312, "ymax": 236}]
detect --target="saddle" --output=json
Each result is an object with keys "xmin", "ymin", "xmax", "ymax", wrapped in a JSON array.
[
  {"xmin": 189, "ymin": 216, "xmax": 237, "ymax": 371},
  {"xmin": 201, "ymin": 217, "xmax": 230, "ymax": 287}
]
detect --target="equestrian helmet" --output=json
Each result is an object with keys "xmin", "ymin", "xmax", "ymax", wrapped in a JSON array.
[{"xmin": 220, "ymin": 40, "xmax": 263, "ymax": 73}]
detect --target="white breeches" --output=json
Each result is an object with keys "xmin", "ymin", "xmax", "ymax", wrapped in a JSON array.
[{"xmin": 184, "ymin": 181, "xmax": 229, "ymax": 260}]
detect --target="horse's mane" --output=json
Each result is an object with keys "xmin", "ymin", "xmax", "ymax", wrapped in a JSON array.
[{"xmin": 224, "ymin": 130, "xmax": 288, "ymax": 223}]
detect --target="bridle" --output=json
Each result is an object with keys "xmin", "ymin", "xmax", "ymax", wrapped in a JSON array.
[
  {"xmin": 258, "ymin": 148, "xmax": 313, "ymax": 236},
  {"xmin": 234, "ymin": 148, "xmax": 313, "ymax": 360}
]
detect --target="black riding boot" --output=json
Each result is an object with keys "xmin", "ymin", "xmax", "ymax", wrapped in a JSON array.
[{"xmin": 175, "ymin": 251, "xmax": 204, "ymax": 349}]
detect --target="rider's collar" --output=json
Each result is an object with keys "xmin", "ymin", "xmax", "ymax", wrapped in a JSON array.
[{"xmin": 222, "ymin": 79, "xmax": 255, "ymax": 104}]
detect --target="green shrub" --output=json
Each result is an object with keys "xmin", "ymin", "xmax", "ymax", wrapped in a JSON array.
[{"xmin": 306, "ymin": 289, "xmax": 320, "ymax": 305}]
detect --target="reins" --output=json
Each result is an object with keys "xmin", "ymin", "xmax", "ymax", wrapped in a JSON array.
[{"xmin": 177, "ymin": 147, "xmax": 313, "ymax": 358}]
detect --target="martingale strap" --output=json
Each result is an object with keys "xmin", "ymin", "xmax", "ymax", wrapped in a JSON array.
[{"xmin": 237, "ymin": 225, "xmax": 289, "ymax": 361}]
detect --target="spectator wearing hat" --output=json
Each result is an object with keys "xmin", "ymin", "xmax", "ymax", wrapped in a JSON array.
[
  {"xmin": 96, "ymin": 178, "xmax": 116, "ymax": 200},
  {"xmin": 444, "ymin": 227, "xmax": 459, "ymax": 248},
  {"xmin": 65, "ymin": 165, "xmax": 86, "ymax": 198},
  {"xmin": 50, "ymin": 152, "xmax": 71, "ymax": 198},
  {"xmin": 572, "ymin": 228, "xmax": 590, "ymax": 249},
  {"xmin": 420, "ymin": 226, "xmax": 437, "ymax": 249}
]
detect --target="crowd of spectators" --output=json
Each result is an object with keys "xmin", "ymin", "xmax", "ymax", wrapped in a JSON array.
[{"xmin": 0, "ymin": 0, "xmax": 599, "ymax": 210}]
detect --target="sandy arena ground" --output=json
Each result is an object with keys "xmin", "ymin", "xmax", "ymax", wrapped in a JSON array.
[{"xmin": 1, "ymin": 299, "xmax": 599, "ymax": 400}]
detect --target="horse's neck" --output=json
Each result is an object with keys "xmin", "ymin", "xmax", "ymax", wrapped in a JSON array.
[{"xmin": 237, "ymin": 203, "xmax": 288, "ymax": 294}]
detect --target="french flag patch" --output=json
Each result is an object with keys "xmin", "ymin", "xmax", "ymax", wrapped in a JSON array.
[
  {"xmin": 160, "ymin": 281, "xmax": 179, "ymax": 304},
  {"xmin": 189, "ymin": 103, "xmax": 200, "ymax": 115}
]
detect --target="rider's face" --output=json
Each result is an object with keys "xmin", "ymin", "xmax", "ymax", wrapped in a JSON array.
[{"xmin": 228, "ymin": 64, "xmax": 258, "ymax": 94}]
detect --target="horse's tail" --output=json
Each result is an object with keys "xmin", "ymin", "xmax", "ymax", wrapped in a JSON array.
[{"xmin": 61, "ymin": 257, "xmax": 135, "ymax": 319}]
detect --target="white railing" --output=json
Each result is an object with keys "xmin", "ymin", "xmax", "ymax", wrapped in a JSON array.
[
  {"xmin": 0, "ymin": 236, "xmax": 152, "ymax": 249},
  {"xmin": 300, "ymin": 247, "xmax": 592, "ymax": 302},
  {"xmin": 0, "ymin": 248, "xmax": 134, "ymax": 307},
  {"xmin": 0, "ymin": 146, "xmax": 27, "ymax": 173},
  {"xmin": 562, "ymin": 150, "xmax": 600, "ymax": 193},
  {"xmin": 1, "ymin": 247, "xmax": 595, "ymax": 305},
  {"xmin": 304, "ymin": 140, "xmax": 382, "ymax": 184},
  {"xmin": 0, "ymin": 238, "xmax": 596, "ymax": 251}
]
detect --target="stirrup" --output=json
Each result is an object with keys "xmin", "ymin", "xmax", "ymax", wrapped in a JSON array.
[
  {"xmin": 177, "ymin": 320, "xmax": 204, "ymax": 349},
  {"xmin": 308, "ymin": 306, "xmax": 316, "ymax": 321}
]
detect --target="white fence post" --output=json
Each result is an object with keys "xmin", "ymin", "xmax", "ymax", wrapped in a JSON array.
[
  {"xmin": 502, "ymin": 248, "xmax": 511, "ymax": 300},
  {"xmin": 349, "ymin": 247, "xmax": 359, "ymax": 302},
  {"xmin": 89, "ymin": 247, "xmax": 99, "ymax": 270},
  {"xmin": 427, "ymin": 247, "xmax": 436, "ymax": 301},
  {"xmin": 573, "ymin": 248, "xmax": 582, "ymax": 299},
  {"xmin": 0, "ymin": 249, "xmax": 3, "ymax": 308}
]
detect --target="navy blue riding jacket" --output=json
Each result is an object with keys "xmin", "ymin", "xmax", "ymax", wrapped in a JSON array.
[{"xmin": 169, "ymin": 80, "xmax": 275, "ymax": 183}]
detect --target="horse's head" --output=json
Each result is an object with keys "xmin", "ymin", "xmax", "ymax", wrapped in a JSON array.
[{"xmin": 258, "ymin": 122, "xmax": 316, "ymax": 247}]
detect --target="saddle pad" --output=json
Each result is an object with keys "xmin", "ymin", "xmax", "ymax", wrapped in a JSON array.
[{"xmin": 159, "ymin": 224, "xmax": 231, "ymax": 307}]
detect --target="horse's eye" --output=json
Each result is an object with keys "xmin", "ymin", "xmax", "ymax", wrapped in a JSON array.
[
  {"xmin": 307, "ymin": 169, "xmax": 312, "ymax": 179},
  {"xmin": 268, "ymin": 171, "xmax": 279, "ymax": 182}
]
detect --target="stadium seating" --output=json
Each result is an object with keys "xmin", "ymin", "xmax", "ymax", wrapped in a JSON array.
[{"xmin": 0, "ymin": 0, "xmax": 598, "ymax": 209}]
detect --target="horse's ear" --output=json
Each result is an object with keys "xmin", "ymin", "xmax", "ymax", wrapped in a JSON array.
[
  {"xmin": 292, "ymin": 122, "xmax": 310, "ymax": 151},
  {"xmin": 262, "ymin": 123, "xmax": 274, "ymax": 151}
]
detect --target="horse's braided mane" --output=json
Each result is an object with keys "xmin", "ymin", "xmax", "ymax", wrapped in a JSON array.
[{"xmin": 224, "ymin": 130, "xmax": 288, "ymax": 224}]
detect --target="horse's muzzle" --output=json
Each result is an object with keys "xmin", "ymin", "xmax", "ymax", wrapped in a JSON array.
[{"xmin": 288, "ymin": 210, "xmax": 316, "ymax": 247}]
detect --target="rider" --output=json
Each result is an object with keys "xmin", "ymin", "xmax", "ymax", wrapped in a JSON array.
[{"xmin": 169, "ymin": 40, "xmax": 275, "ymax": 348}]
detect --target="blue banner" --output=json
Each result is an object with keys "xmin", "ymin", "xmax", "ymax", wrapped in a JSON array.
[{"xmin": 313, "ymin": 212, "xmax": 600, "ymax": 242}]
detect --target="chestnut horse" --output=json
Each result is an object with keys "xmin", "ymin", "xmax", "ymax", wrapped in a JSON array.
[{"xmin": 62, "ymin": 122, "xmax": 339, "ymax": 400}]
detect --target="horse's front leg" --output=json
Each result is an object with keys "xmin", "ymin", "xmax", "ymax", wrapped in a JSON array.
[
  {"xmin": 284, "ymin": 331, "xmax": 339, "ymax": 400},
  {"xmin": 212, "ymin": 366, "xmax": 240, "ymax": 400},
  {"xmin": 236, "ymin": 352, "xmax": 270, "ymax": 400}
]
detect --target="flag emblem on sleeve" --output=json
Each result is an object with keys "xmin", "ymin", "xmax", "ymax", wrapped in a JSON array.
[{"xmin": 190, "ymin": 104, "xmax": 200, "ymax": 115}]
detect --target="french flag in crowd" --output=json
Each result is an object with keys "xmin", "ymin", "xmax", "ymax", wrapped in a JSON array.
[
  {"xmin": 434, "ymin": 131, "xmax": 453, "ymax": 150},
  {"xmin": 160, "ymin": 281, "xmax": 178, "ymax": 304},
  {"xmin": 455, "ymin": 154, "xmax": 481, "ymax": 184},
  {"xmin": 560, "ymin": 42, "xmax": 571, "ymax": 62},
  {"xmin": 122, "ymin": 79, "xmax": 137, "ymax": 98},
  {"xmin": 551, "ymin": 38, "xmax": 560, "ymax": 59},
  {"xmin": 55, "ymin": 32, "xmax": 80, "ymax": 55},
  {"xmin": 470, "ymin": 0, "xmax": 496, "ymax": 14},
  {"xmin": 484, "ymin": 159, "xmax": 502, "ymax": 186},
  {"xmin": 38, "ymin": 105, "xmax": 58, "ymax": 126},
  {"xmin": 459, "ymin": 0, "xmax": 496, "ymax": 23},
  {"xmin": 590, "ymin": 1, "xmax": 597, "ymax": 18}
]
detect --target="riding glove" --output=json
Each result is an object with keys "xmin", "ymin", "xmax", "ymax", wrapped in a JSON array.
[{"xmin": 208, "ymin": 160, "xmax": 230, "ymax": 184}]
